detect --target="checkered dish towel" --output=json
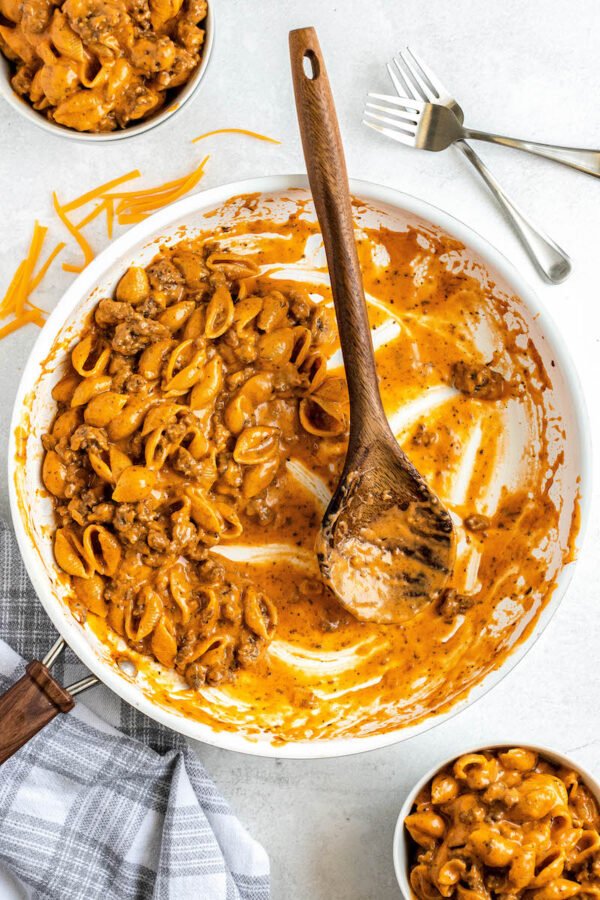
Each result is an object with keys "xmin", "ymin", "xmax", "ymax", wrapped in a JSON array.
[{"xmin": 0, "ymin": 522, "xmax": 270, "ymax": 900}]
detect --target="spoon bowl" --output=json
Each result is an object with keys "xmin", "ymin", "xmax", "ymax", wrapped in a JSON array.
[{"xmin": 317, "ymin": 433, "xmax": 455, "ymax": 624}]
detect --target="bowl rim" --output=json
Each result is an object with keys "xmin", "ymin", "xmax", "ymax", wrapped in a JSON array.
[
  {"xmin": 0, "ymin": 0, "xmax": 214, "ymax": 142},
  {"xmin": 393, "ymin": 741, "xmax": 600, "ymax": 899},
  {"xmin": 8, "ymin": 173, "xmax": 592, "ymax": 759}
]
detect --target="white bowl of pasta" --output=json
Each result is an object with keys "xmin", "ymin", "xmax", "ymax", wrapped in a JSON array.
[
  {"xmin": 8, "ymin": 175, "xmax": 590, "ymax": 758},
  {"xmin": 0, "ymin": 0, "xmax": 214, "ymax": 141},
  {"xmin": 394, "ymin": 743, "xmax": 600, "ymax": 900}
]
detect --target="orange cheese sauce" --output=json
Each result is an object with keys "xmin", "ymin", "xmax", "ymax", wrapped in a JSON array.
[{"xmin": 42, "ymin": 194, "xmax": 577, "ymax": 743}]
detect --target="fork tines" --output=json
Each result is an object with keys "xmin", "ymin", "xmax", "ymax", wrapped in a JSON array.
[
  {"xmin": 363, "ymin": 93, "xmax": 422, "ymax": 144},
  {"xmin": 364, "ymin": 46, "xmax": 452, "ymax": 146}
]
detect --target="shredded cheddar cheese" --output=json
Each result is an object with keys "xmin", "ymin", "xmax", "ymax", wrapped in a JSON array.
[
  {"xmin": 112, "ymin": 156, "xmax": 209, "ymax": 224},
  {"xmin": 1, "ymin": 150, "xmax": 219, "ymax": 340},
  {"xmin": 28, "ymin": 242, "xmax": 66, "ymax": 294},
  {"xmin": 61, "ymin": 170, "xmax": 141, "ymax": 214},
  {"xmin": 53, "ymin": 193, "xmax": 96, "ymax": 275},
  {"xmin": 192, "ymin": 128, "xmax": 281, "ymax": 145},
  {"xmin": 0, "ymin": 310, "xmax": 45, "ymax": 339},
  {"xmin": 0, "ymin": 221, "xmax": 64, "ymax": 336}
]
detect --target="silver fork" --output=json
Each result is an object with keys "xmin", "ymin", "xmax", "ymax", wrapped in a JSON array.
[
  {"xmin": 370, "ymin": 49, "xmax": 600, "ymax": 175},
  {"xmin": 364, "ymin": 48, "xmax": 571, "ymax": 284}
]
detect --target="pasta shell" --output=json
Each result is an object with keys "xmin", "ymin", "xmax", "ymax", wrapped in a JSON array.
[
  {"xmin": 169, "ymin": 564, "xmax": 192, "ymax": 625},
  {"xmin": 310, "ymin": 304, "xmax": 338, "ymax": 350},
  {"xmin": 84, "ymin": 391, "xmax": 128, "ymax": 427},
  {"xmin": 257, "ymin": 292, "xmax": 288, "ymax": 332},
  {"xmin": 182, "ymin": 307, "xmax": 206, "ymax": 340},
  {"xmin": 139, "ymin": 339, "xmax": 174, "ymax": 381},
  {"xmin": 163, "ymin": 349, "xmax": 207, "ymax": 395},
  {"xmin": 215, "ymin": 502, "xmax": 243, "ymax": 539},
  {"xmin": 52, "ymin": 408, "xmax": 82, "ymax": 439},
  {"xmin": 410, "ymin": 865, "xmax": 439, "ymax": 900},
  {"xmin": 112, "ymin": 465, "xmax": 156, "ymax": 502},
  {"xmin": 141, "ymin": 401, "xmax": 183, "ymax": 436},
  {"xmin": 70, "ymin": 374, "xmax": 112, "ymax": 407},
  {"xmin": 290, "ymin": 326, "xmax": 312, "ymax": 367},
  {"xmin": 299, "ymin": 396, "xmax": 346, "ymax": 437},
  {"xmin": 179, "ymin": 425, "xmax": 208, "ymax": 460},
  {"xmin": 172, "ymin": 250, "xmax": 205, "ymax": 288},
  {"xmin": 0, "ymin": 0, "xmax": 20, "ymax": 24},
  {"xmin": 224, "ymin": 372, "xmax": 273, "ymax": 435},
  {"xmin": 116, "ymin": 267, "xmax": 150, "ymax": 304},
  {"xmin": 159, "ymin": 300, "xmax": 196, "ymax": 332},
  {"xmin": 189, "ymin": 356, "xmax": 223, "ymax": 410},
  {"xmin": 258, "ymin": 327, "xmax": 295, "ymax": 366},
  {"xmin": 0, "ymin": 25, "xmax": 37, "ymax": 66},
  {"xmin": 126, "ymin": 586, "xmax": 163, "ymax": 642},
  {"xmin": 82, "ymin": 524, "xmax": 121, "ymax": 576},
  {"xmin": 186, "ymin": 487, "xmax": 223, "ymax": 537},
  {"xmin": 52, "ymin": 372, "xmax": 81, "ymax": 403},
  {"xmin": 54, "ymin": 527, "xmax": 94, "ymax": 578},
  {"xmin": 243, "ymin": 587, "xmax": 277, "ymax": 640},
  {"xmin": 144, "ymin": 427, "xmax": 169, "ymax": 470},
  {"xmin": 300, "ymin": 352, "xmax": 328, "ymax": 394},
  {"xmin": 42, "ymin": 450, "xmax": 67, "ymax": 498},
  {"xmin": 73, "ymin": 574, "xmax": 107, "ymax": 617},
  {"xmin": 242, "ymin": 457, "xmax": 278, "ymax": 499},
  {"xmin": 72, "ymin": 334, "xmax": 111, "ymax": 377},
  {"xmin": 204, "ymin": 283, "xmax": 234, "ymax": 338},
  {"xmin": 151, "ymin": 618, "xmax": 178, "ymax": 668},
  {"xmin": 233, "ymin": 426, "xmax": 279, "ymax": 466},
  {"xmin": 150, "ymin": 0, "xmax": 184, "ymax": 30},
  {"xmin": 234, "ymin": 296, "xmax": 263, "ymax": 334},
  {"xmin": 206, "ymin": 252, "xmax": 259, "ymax": 281},
  {"xmin": 50, "ymin": 11, "xmax": 85, "ymax": 61},
  {"xmin": 107, "ymin": 398, "xmax": 153, "ymax": 441},
  {"xmin": 53, "ymin": 89, "xmax": 109, "ymax": 132}
]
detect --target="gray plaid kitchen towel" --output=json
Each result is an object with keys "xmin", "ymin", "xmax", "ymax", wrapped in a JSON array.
[{"xmin": 0, "ymin": 522, "xmax": 270, "ymax": 900}]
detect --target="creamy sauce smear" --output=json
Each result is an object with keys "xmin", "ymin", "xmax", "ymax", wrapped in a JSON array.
[{"xmin": 83, "ymin": 194, "xmax": 577, "ymax": 744}]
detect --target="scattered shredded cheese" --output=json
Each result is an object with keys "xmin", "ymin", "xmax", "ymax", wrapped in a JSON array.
[
  {"xmin": 110, "ymin": 155, "xmax": 210, "ymax": 224},
  {"xmin": 29, "ymin": 242, "xmax": 66, "ymax": 294},
  {"xmin": 0, "ymin": 310, "xmax": 45, "ymax": 340},
  {"xmin": 53, "ymin": 193, "xmax": 96, "ymax": 274},
  {"xmin": 192, "ymin": 128, "xmax": 281, "ymax": 145},
  {"xmin": 0, "ymin": 221, "xmax": 65, "ymax": 336},
  {"xmin": 0, "ymin": 142, "xmax": 252, "ymax": 340},
  {"xmin": 61, "ymin": 170, "xmax": 141, "ymax": 214}
]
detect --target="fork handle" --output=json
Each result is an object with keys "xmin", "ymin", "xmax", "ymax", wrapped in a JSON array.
[
  {"xmin": 463, "ymin": 128, "xmax": 600, "ymax": 177},
  {"xmin": 455, "ymin": 140, "xmax": 571, "ymax": 283}
]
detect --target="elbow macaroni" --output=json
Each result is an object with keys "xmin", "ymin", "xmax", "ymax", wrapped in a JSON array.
[{"xmin": 407, "ymin": 749, "xmax": 600, "ymax": 900}]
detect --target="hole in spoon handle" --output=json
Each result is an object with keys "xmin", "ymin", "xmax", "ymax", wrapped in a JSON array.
[{"xmin": 302, "ymin": 49, "xmax": 319, "ymax": 80}]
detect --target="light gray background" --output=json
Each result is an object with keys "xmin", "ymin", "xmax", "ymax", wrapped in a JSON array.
[{"xmin": 1, "ymin": 2, "xmax": 600, "ymax": 898}]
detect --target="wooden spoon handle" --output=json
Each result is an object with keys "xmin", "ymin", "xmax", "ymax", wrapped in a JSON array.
[{"xmin": 289, "ymin": 27, "xmax": 387, "ymax": 434}]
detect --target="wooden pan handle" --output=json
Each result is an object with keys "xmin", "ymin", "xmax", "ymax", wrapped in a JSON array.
[
  {"xmin": 289, "ymin": 26, "xmax": 388, "ymax": 436},
  {"xmin": 0, "ymin": 661, "xmax": 74, "ymax": 765}
]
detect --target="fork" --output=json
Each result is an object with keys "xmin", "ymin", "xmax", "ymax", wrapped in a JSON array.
[
  {"xmin": 368, "ymin": 49, "xmax": 600, "ymax": 176},
  {"xmin": 364, "ymin": 48, "xmax": 571, "ymax": 284}
]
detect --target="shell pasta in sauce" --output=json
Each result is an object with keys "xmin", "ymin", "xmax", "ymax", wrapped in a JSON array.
[
  {"xmin": 41, "ymin": 193, "xmax": 578, "ymax": 743},
  {"xmin": 406, "ymin": 748, "xmax": 600, "ymax": 900}
]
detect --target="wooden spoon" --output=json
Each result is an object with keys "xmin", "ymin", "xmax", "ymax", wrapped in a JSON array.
[{"xmin": 289, "ymin": 27, "xmax": 455, "ymax": 625}]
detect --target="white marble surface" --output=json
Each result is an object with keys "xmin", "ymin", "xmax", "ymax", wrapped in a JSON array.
[{"xmin": 1, "ymin": 1, "xmax": 600, "ymax": 897}]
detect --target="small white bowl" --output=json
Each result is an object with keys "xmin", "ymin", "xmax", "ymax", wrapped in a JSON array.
[
  {"xmin": 0, "ymin": 1, "xmax": 214, "ymax": 142},
  {"xmin": 393, "ymin": 742, "xmax": 600, "ymax": 899}
]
